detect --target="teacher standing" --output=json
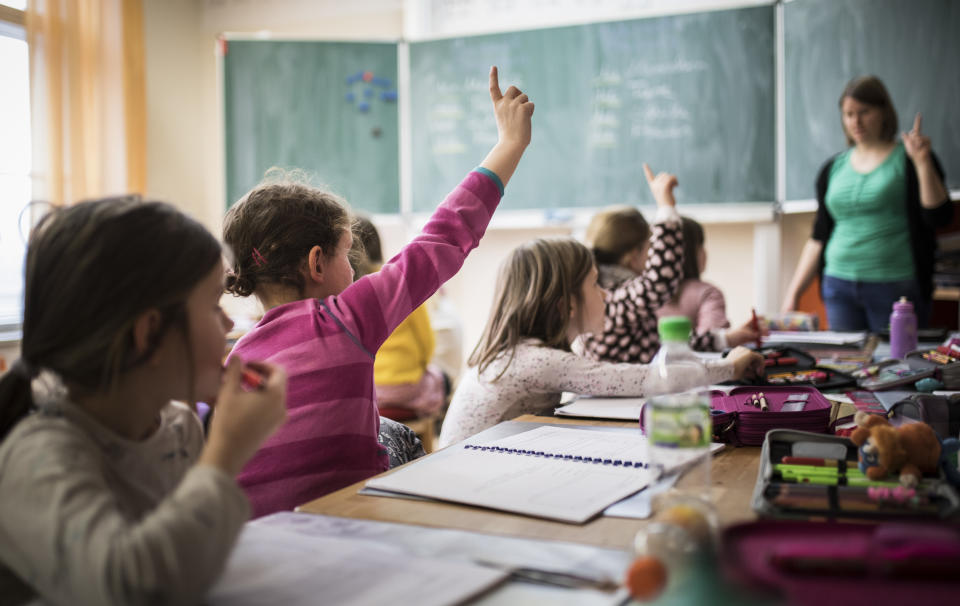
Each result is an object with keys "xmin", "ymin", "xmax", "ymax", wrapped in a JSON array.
[{"xmin": 782, "ymin": 76, "xmax": 953, "ymax": 331}]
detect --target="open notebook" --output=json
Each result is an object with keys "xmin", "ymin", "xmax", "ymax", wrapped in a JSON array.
[{"xmin": 366, "ymin": 425, "xmax": 721, "ymax": 524}]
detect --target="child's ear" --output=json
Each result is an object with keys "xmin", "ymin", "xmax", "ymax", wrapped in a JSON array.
[
  {"xmin": 306, "ymin": 245, "xmax": 325, "ymax": 285},
  {"xmin": 132, "ymin": 309, "xmax": 163, "ymax": 359}
]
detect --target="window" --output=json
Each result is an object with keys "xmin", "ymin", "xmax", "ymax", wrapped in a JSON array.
[{"xmin": 0, "ymin": 4, "xmax": 28, "ymax": 330}]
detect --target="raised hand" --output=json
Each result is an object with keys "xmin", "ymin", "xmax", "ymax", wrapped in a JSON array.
[
  {"xmin": 489, "ymin": 65, "xmax": 534, "ymax": 148},
  {"xmin": 643, "ymin": 163, "xmax": 679, "ymax": 208},
  {"xmin": 480, "ymin": 66, "xmax": 534, "ymax": 188},
  {"xmin": 902, "ymin": 113, "xmax": 932, "ymax": 165},
  {"xmin": 201, "ymin": 357, "xmax": 288, "ymax": 476}
]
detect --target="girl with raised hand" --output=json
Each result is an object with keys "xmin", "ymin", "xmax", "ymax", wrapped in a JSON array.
[
  {"xmin": 438, "ymin": 238, "xmax": 762, "ymax": 447},
  {"xmin": 581, "ymin": 164, "xmax": 760, "ymax": 364},
  {"xmin": 222, "ymin": 66, "xmax": 534, "ymax": 517},
  {"xmin": 0, "ymin": 198, "xmax": 287, "ymax": 606}
]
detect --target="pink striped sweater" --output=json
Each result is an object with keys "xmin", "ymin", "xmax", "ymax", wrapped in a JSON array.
[{"xmin": 228, "ymin": 171, "xmax": 502, "ymax": 518}]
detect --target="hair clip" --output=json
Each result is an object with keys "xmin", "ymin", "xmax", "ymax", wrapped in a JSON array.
[{"xmin": 251, "ymin": 247, "xmax": 267, "ymax": 268}]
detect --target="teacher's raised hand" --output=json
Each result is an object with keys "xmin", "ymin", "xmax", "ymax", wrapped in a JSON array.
[{"xmin": 902, "ymin": 112, "xmax": 932, "ymax": 165}]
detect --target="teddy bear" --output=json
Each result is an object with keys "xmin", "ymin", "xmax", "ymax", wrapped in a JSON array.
[{"xmin": 849, "ymin": 412, "xmax": 941, "ymax": 487}]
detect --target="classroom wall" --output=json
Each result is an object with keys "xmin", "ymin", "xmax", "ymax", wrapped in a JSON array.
[{"xmin": 141, "ymin": 0, "xmax": 810, "ymax": 373}]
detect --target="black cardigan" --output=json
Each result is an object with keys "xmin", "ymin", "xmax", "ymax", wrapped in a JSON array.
[{"xmin": 812, "ymin": 150, "xmax": 954, "ymax": 300}]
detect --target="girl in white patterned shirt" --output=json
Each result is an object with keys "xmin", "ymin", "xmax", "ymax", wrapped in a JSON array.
[{"xmin": 438, "ymin": 236, "xmax": 762, "ymax": 447}]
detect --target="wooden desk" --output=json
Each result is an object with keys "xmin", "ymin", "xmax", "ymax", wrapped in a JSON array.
[{"xmin": 297, "ymin": 415, "xmax": 761, "ymax": 551}]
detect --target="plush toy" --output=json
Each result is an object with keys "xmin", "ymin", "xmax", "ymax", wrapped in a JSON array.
[{"xmin": 849, "ymin": 412, "xmax": 941, "ymax": 487}]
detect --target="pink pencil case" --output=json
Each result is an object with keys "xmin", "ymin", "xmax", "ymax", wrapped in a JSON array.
[
  {"xmin": 721, "ymin": 520, "xmax": 960, "ymax": 605},
  {"xmin": 708, "ymin": 386, "xmax": 833, "ymax": 446},
  {"xmin": 639, "ymin": 386, "xmax": 832, "ymax": 446}
]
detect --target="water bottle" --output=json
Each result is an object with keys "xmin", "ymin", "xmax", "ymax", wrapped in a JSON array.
[
  {"xmin": 644, "ymin": 316, "xmax": 713, "ymax": 498},
  {"xmin": 634, "ymin": 317, "xmax": 718, "ymax": 600},
  {"xmin": 889, "ymin": 297, "xmax": 917, "ymax": 359}
]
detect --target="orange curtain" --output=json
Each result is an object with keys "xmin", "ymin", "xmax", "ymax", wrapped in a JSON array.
[{"xmin": 26, "ymin": 0, "xmax": 146, "ymax": 205}]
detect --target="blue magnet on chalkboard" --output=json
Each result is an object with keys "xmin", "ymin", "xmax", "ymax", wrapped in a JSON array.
[
  {"xmin": 345, "ymin": 92, "xmax": 355, "ymax": 103},
  {"xmin": 364, "ymin": 88, "xmax": 374, "ymax": 98},
  {"xmin": 371, "ymin": 76, "xmax": 392, "ymax": 88},
  {"xmin": 357, "ymin": 101, "xmax": 370, "ymax": 113},
  {"xmin": 381, "ymin": 90, "xmax": 397, "ymax": 102},
  {"xmin": 346, "ymin": 71, "xmax": 363, "ymax": 85}
]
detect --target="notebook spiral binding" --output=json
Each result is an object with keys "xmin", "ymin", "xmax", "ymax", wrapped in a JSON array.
[{"xmin": 463, "ymin": 444, "xmax": 649, "ymax": 468}]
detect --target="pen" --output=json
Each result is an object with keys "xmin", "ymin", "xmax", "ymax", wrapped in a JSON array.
[
  {"xmin": 241, "ymin": 367, "xmax": 266, "ymax": 391},
  {"xmin": 751, "ymin": 308, "xmax": 761, "ymax": 348}
]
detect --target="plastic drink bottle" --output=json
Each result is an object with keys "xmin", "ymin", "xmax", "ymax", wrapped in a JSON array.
[
  {"xmin": 644, "ymin": 316, "xmax": 712, "ymax": 494},
  {"xmin": 889, "ymin": 297, "xmax": 917, "ymax": 359}
]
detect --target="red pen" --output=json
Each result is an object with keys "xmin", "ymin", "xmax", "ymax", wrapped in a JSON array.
[
  {"xmin": 241, "ymin": 366, "xmax": 266, "ymax": 391},
  {"xmin": 750, "ymin": 308, "xmax": 762, "ymax": 348}
]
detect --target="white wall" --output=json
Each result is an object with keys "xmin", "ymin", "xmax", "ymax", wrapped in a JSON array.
[{"xmin": 142, "ymin": 0, "xmax": 811, "ymax": 375}]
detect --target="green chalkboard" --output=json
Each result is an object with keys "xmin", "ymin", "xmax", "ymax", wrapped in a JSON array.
[
  {"xmin": 409, "ymin": 6, "xmax": 775, "ymax": 212},
  {"xmin": 785, "ymin": 0, "xmax": 960, "ymax": 200},
  {"xmin": 224, "ymin": 40, "xmax": 399, "ymax": 213}
]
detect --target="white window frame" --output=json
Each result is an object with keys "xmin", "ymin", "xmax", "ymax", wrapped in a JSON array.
[{"xmin": 0, "ymin": 3, "xmax": 28, "ymax": 342}]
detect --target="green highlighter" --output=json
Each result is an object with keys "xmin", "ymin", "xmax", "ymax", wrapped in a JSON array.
[
  {"xmin": 775, "ymin": 466, "xmax": 902, "ymax": 488},
  {"xmin": 774, "ymin": 463, "xmax": 867, "ymax": 479}
]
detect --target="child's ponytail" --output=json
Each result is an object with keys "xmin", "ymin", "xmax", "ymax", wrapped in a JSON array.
[{"xmin": 0, "ymin": 360, "xmax": 36, "ymax": 439}]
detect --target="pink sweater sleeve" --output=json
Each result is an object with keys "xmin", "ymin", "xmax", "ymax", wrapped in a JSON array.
[
  {"xmin": 327, "ymin": 171, "xmax": 502, "ymax": 355},
  {"xmin": 696, "ymin": 282, "xmax": 731, "ymax": 332}
]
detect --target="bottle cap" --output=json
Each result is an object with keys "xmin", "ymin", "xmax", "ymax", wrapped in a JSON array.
[
  {"xmin": 658, "ymin": 316, "xmax": 692, "ymax": 342},
  {"xmin": 894, "ymin": 297, "xmax": 914, "ymax": 312}
]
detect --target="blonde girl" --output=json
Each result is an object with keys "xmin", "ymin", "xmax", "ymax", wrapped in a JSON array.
[{"xmin": 439, "ymin": 238, "xmax": 761, "ymax": 447}]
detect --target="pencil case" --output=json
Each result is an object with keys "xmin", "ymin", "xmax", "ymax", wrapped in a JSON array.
[
  {"xmin": 728, "ymin": 347, "xmax": 857, "ymax": 391},
  {"xmin": 887, "ymin": 393, "xmax": 960, "ymax": 440},
  {"xmin": 755, "ymin": 346, "xmax": 815, "ymax": 373},
  {"xmin": 720, "ymin": 520, "xmax": 960, "ymax": 605},
  {"xmin": 708, "ymin": 386, "xmax": 832, "ymax": 446},
  {"xmin": 905, "ymin": 347, "xmax": 960, "ymax": 389},
  {"xmin": 854, "ymin": 359, "xmax": 934, "ymax": 391},
  {"xmin": 752, "ymin": 429, "xmax": 960, "ymax": 521}
]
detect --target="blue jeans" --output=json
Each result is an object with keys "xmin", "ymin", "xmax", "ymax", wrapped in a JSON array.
[{"xmin": 821, "ymin": 275, "xmax": 929, "ymax": 332}]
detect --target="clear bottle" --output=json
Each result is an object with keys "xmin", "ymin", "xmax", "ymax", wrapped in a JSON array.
[{"xmin": 644, "ymin": 316, "xmax": 713, "ymax": 505}]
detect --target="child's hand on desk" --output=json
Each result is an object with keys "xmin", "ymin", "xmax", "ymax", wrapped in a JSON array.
[
  {"xmin": 201, "ymin": 358, "xmax": 288, "ymax": 476},
  {"xmin": 643, "ymin": 163, "xmax": 679, "ymax": 208},
  {"xmin": 727, "ymin": 346, "xmax": 765, "ymax": 382}
]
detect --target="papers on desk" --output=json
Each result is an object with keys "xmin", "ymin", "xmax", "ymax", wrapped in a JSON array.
[
  {"xmin": 366, "ymin": 425, "xmax": 715, "ymax": 524},
  {"xmin": 554, "ymin": 396, "xmax": 646, "ymax": 420},
  {"xmin": 555, "ymin": 385, "xmax": 736, "ymax": 421},
  {"xmin": 249, "ymin": 512, "xmax": 632, "ymax": 602},
  {"xmin": 208, "ymin": 520, "xmax": 506, "ymax": 606},
  {"xmin": 762, "ymin": 330, "xmax": 868, "ymax": 347}
]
